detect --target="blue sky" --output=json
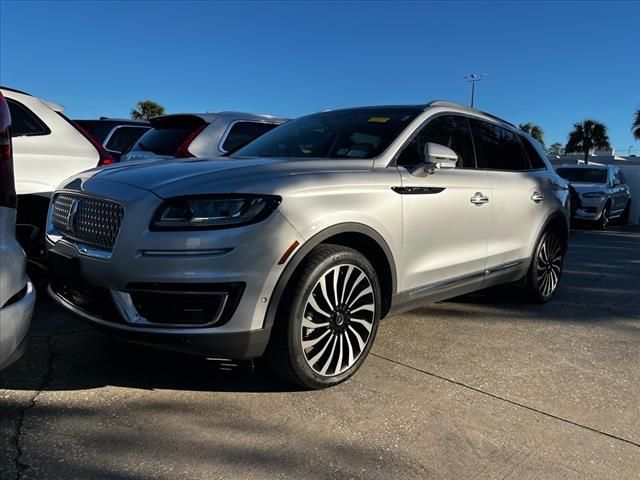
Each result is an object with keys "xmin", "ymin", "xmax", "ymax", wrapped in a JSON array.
[{"xmin": 1, "ymin": 1, "xmax": 639, "ymax": 153}]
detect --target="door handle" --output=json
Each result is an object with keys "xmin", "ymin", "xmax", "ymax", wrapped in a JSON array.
[
  {"xmin": 470, "ymin": 192, "xmax": 489, "ymax": 206},
  {"xmin": 531, "ymin": 191, "xmax": 545, "ymax": 203}
]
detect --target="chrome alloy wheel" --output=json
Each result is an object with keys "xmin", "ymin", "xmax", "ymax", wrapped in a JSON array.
[
  {"xmin": 537, "ymin": 233, "xmax": 563, "ymax": 297},
  {"xmin": 300, "ymin": 264, "xmax": 376, "ymax": 377}
]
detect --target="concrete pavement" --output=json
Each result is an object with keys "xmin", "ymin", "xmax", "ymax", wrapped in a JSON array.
[{"xmin": 1, "ymin": 228, "xmax": 639, "ymax": 479}]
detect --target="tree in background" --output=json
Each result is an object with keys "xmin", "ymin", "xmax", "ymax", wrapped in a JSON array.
[
  {"xmin": 131, "ymin": 100, "xmax": 165, "ymax": 120},
  {"xmin": 565, "ymin": 120, "xmax": 611, "ymax": 164},
  {"xmin": 633, "ymin": 107, "xmax": 640, "ymax": 141},
  {"xmin": 519, "ymin": 123, "xmax": 545, "ymax": 146},
  {"xmin": 546, "ymin": 142, "xmax": 564, "ymax": 157}
]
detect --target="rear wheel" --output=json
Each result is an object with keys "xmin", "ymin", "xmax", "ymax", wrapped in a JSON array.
[
  {"xmin": 266, "ymin": 245, "xmax": 381, "ymax": 389},
  {"xmin": 522, "ymin": 229, "xmax": 564, "ymax": 303}
]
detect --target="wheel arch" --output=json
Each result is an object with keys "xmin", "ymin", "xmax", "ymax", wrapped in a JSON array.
[
  {"xmin": 263, "ymin": 223, "xmax": 397, "ymax": 331},
  {"xmin": 537, "ymin": 212, "xmax": 570, "ymax": 255}
]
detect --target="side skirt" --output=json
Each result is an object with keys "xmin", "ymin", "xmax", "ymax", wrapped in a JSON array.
[{"xmin": 387, "ymin": 259, "xmax": 529, "ymax": 317}]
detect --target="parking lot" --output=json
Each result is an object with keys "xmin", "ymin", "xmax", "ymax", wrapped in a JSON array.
[{"xmin": 1, "ymin": 227, "xmax": 639, "ymax": 480}]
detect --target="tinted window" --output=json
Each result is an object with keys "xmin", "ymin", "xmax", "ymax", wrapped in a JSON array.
[
  {"xmin": 74, "ymin": 120, "xmax": 115, "ymax": 143},
  {"xmin": 105, "ymin": 126, "xmax": 149, "ymax": 153},
  {"xmin": 131, "ymin": 116, "xmax": 205, "ymax": 157},
  {"xmin": 519, "ymin": 135, "xmax": 547, "ymax": 169},
  {"xmin": 470, "ymin": 119, "xmax": 529, "ymax": 171},
  {"xmin": 131, "ymin": 128, "xmax": 193, "ymax": 156},
  {"xmin": 556, "ymin": 168, "xmax": 607, "ymax": 183},
  {"xmin": 396, "ymin": 115, "xmax": 476, "ymax": 169},
  {"xmin": 7, "ymin": 99, "xmax": 50, "ymax": 137},
  {"xmin": 221, "ymin": 122, "xmax": 279, "ymax": 152},
  {"xmin": 231, "ymin": 108, "xmax": 421, "ymax": 159}
]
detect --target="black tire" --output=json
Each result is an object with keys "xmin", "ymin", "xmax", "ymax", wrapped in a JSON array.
[
  {"xmin": 265, "ymin": 244, "xmax": 381, "ymax": 389},
  {"xmin": 596, "ymin": 201, "xmax": 611, "ymax": 230},
  {"xmin": 521, "ymin": 229, "xmax": 564, "ymax": 303}
]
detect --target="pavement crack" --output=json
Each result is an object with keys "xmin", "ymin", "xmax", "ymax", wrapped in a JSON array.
[
  {"xmin": 371, "ymin": 352, "xmax": 640, "ymax": 449},
  {"xmin": 12, "ymin": 335, "xmax": 56, "ymax": 480}
]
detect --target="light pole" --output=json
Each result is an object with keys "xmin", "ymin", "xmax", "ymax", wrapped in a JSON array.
[{"xmin": 465, "ymin": 73, "xmax": 487, "ymax": 108}]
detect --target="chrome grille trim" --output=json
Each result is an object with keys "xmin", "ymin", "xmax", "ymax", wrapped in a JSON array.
[{"xmin": 51, "ymin": 194, "xmax": 124, "ymax": 250}]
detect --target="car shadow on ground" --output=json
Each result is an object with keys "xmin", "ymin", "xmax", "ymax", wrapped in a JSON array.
[{"xmin": 0, "ymin": 324, "xmax": 300, "ymax": 394}]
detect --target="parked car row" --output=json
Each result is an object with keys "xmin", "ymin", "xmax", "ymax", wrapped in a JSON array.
[
  {"xmin": 1, "ymin": 86, "xmax": 288, "ymax": 286},
  {"xmin": 5, "ymin": 84, "xmax": 624, "ymax": 387}
]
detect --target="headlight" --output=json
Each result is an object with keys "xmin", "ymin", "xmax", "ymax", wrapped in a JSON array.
[
  {"xmin": 151, "ymin": 195, "xmax": 281, "ymax": 230},
  {"xmin": 582, "ymin": 191, "xmax": 606, "ymax": 198}
]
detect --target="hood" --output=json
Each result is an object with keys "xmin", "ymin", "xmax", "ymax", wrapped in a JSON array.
[
  {"xmin": 76, "ymin": 156, "xmax": 372, "ymax": 198},
  {"xmin": 571, "ymin": 183, "xmax": 608, "ymax": 194}
]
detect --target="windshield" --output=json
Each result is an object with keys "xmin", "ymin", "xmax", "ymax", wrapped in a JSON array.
[
  {"xmin": 556, "ymin": 167, "xmax": 607, "ymax": 183},
  {"xmin": 230, "ymin": 108, "xmax": 422, "ymax": 159}
]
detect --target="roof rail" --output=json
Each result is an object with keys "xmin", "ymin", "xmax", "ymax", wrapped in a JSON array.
[
  {"xmin": 0, "ymin": 86, "xmax": 32, "ymax": 96},
  {"xmin": 426, "ymin": 100, "xmax": 518, "ymax": 130}
]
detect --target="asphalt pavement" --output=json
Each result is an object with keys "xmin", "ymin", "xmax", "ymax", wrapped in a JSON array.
[{"xmin": 1, "ymin": 227, "xmax": 639, "ymax": 479}]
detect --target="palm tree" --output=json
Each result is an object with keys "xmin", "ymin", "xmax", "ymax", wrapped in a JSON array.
[
  {"xmin": 546, "ymin": 142, "xmax": 564, "ymax": 157},
  {"xmin": 131, "ymin": 100, "xmax": 165, "ymax": 120},
  {"xmin": 633, "ymin": 108, "xmax": 640, "ymax": 141},
  {"xmin": 565, "ymin": 120, "xmax": 611, "ymax": 164},
  {"xmin": 519, "ymin": 123, "xmax": 545, "ymax": 146}
]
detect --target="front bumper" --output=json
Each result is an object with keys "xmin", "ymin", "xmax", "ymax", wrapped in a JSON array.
[
  {"xmin": 0, "ymin": 282, "xmax": 35, "ymax": 370},
  {"xmin": 572, "ymin": 196, "xmax": 606, "ymax": 221},
  {"xmin": 48, "ymin": 284, "xmax": 271, "ymax": 357},
  {"xmin": 46, "ymin": 183, "xmax": 303, "ymax": 358}
]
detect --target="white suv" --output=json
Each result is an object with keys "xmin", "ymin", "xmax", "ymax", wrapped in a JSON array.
[{"xmin": 1, "ymin": 87, "xmax": 114, "ymax": 259}]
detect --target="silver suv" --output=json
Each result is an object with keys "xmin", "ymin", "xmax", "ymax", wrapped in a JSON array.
[
  {"xmin": 46, "ymin": 101, "xmax": 570, "ymax": 389},
  {"xmin": 555, "ymin": 164, "xmax": 631, "ymax": 228},
  {"xmin": 121, "ymin": 112, "xmax": 288, "ymax": 163}
]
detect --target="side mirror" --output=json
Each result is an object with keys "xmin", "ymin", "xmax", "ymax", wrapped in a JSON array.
[{"xmin": 423, "ymin": 142, "xmax": 458, "ymax": 170}]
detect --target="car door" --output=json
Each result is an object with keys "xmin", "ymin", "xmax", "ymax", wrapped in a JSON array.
[
  {"xmin": 469, "ymin": 119, "xmax": 555, "ymax": 271},
  {"xmin": 395, "ymin": 114, "xmax": 491, "ymax": 293},
  {"xmin": 610, "ymin": 168, "xmax": 626, "ymax": 215}
]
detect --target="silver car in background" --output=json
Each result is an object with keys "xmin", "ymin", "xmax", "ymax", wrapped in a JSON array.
[
  {"xmin": 556, "ymin": 164, "xmax": 631, "ymax": 228},
  {"xmin": 122, "ymin": 111, "xmax": 288, "ymax": 162},
  {"xmin": 0, "ymin": 91, "xmax": 35, "ymax": 370},
  {"xmin": 46, "ymin": 101, "xmax": 570, "ymax": 389}
]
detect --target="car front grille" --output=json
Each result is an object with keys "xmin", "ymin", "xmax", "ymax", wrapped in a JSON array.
[{"xmin": 51, "ymin": 194, "xmax": 124, "ymax": 250}]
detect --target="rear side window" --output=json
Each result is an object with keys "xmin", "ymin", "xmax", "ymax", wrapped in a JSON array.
[
  {"xmin": 519, "ymin": 135, "xmax": 547, "ymax": 170},
  {"xmin": 105, "ymin": 126, "xmax": 149, "ymax": 153},
  {"xmin": 470, "ymin": 119, "xmax": 529, "ymax": 171},
  {"xmin": 131, "ymin": 116, "xmax": 205, "ymax": 156},
  {"xmin": 7, "ymin": 99, "xmax": 50, "ymax": 137},
  {"xmin": 221, "ymin": 122, "xmax": 279, "ymax": 153},
  {"xmin": 397, "ymin": 115, "xmax": 476, "ymax": 168},
  {"xmin": 74, "ymin": 120, "xmax": 114, "ymax": 143}
]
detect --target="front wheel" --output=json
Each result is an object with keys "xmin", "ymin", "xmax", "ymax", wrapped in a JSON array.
[
  {"xmin": 597, "ymin": 202, "xmax": 611, "ymax": 230},
  {"xmin": 522, "ymin": 230, "xmax": 564, "ymax": 303},
  {"xmin": 266, "ymin": 245, "xmax": 381, "ymax": 389}
]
